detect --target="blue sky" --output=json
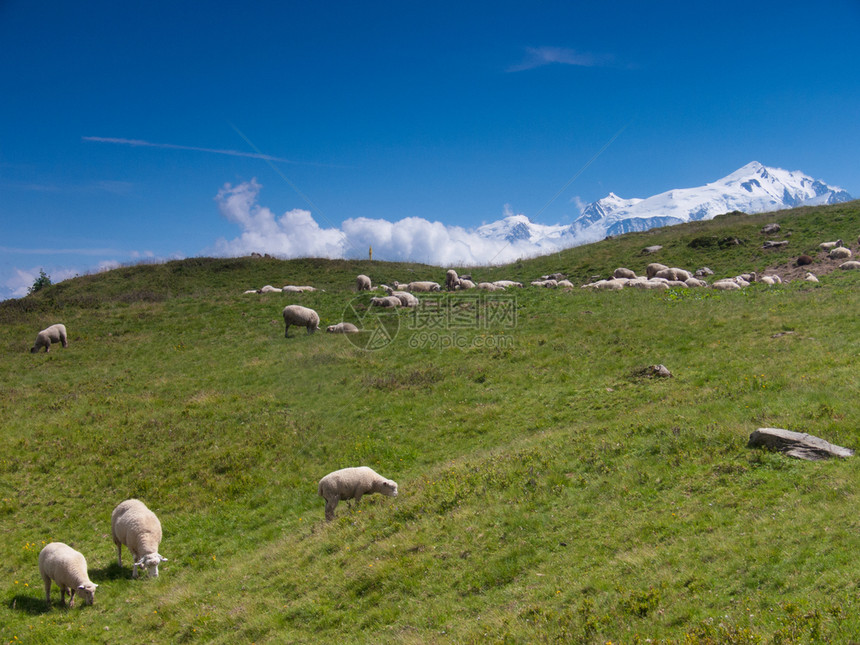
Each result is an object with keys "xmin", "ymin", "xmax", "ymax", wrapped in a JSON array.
[{"xmin": 2, "ymin": 1, "xmax": 858, "ymax": 298}]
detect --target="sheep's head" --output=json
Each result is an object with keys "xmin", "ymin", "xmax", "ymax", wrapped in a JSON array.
[
  {"xmin": 135, "ymin": 553, "xmax": 168, "ymax": 578},
  {"xmin": 381, "ymin": 479, "xmax": 398, "ymax": 497},
  {"xmin": 76, "ymin": 583, "xmax": 97, "ymax": 605}
]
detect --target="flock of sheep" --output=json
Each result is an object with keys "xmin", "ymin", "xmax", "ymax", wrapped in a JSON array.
[
  {"xmin": 37, "ymin": 498, "xmax": 165, "ymax": 608},
  {"xmin": 36, "ymin": 466, "xmax": 399, "ymax": 609},
  {"xmin": 27, "ymin": 229, "xmax": 858, "ymax": 608}
]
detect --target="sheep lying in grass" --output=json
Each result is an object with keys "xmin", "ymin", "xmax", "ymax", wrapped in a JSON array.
[
  {"xmin": 614, "ymin": 268, "xmax": 636, "ymax": 279},
  {"xmin": 39, "ymin": 542, "xmax": 98, "ymax": 608},
  {"xmin": 388, "ymin": 291, "xmax": 419, "ymax": 307},
  {"xmin": 804, "ymin": 272, "xmax": 820, "ymax": 283},
  {"xmin": 318, "ymin": 466, "xmax": 398, "ymax": 521},
  {"xmin": 283, "ymin": 285, "xmax": 318, "ymax": 293},
  {"xmin": 356, "ymin": 275, "xmax": 372, "ymax": 291},
  {"xmin": 259, "ymin": 285, "xmax": 282, "ymax": 293},
  {"xmin": 370, "ymin": 295, "xmax": 402, "ymax": 308},
  {"xmin": 111, "ymin": 499, "xmax": 168, "ymax": 579},
  {"xmin": 31, "ymin": 324, "xmax": 68, "ymax": 353},
  {"xmin": 829, "ymin": 247, "xmax": 853, "ymax": 260},
  {"xmin": 327, "ymin": 322, "xmax": 360, "ymax": 333},
  {"xmin": 477, "ymin": 282, "xmax": 504, "ymax": 291},
  {"xmin": 394, "ymin": 280, "xmax": 441, "ymax": 292},
  {"xmin": 819, "ymin": 239, "xmax": 843, "ymax": 250},
  {"xmin": 283, "ymin": 305, "xmax": 320, "ymax": 336},
  {"xmin": 646, "ymin": 263, "xmax": 668, "ymax": 279},
  {"xmin": 840, "ymin": 261, "xmax": 860, "ymax": 271},
  {"xmin": 457, "ymin": 279, "xmax": 476, "ymax": 289},
  {"xmin": 492, "ymin": 280, "xmax": 523, "ymax": 288}
]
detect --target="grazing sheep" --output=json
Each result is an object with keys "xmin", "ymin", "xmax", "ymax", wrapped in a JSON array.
[
  {"xmin": 259, "ymin": 285, "xmax": 282, "ymax": 293},
  {"xmin": 318, "ymin": 466, "xmax": 399, "ymax": 521},
  {"xmin": 829, "ymin": 247, "xmax": 853, "ymax": 260},
  {"xmin": 492, "ymin": 280, "xmax": 523, "ymax": 288},
  {"xmin": 445, "ymin": 269, "xmax": 459, "ymax": 291},
  {"xmin": 645, "ymin": 263, "xmax": 669, "ymax": 279},
  {"xmin": 804, "ymin": 272, "xmax": 820, "ymax": 283},
  {"xmin": 111, "ymin": 499, "xmax": 168, "ymax": 579},
  {"xmin": 282, "ymin": 305, "xmax": 320, "ymax": 336},
  {"xmin": 839, "ymin": 261, "xmax": 860, "ymax": 271},
  {"xmin": 819, "ymin": 239, "xmax": 843, "ymax": 250},
  {"xmin": 613, "ymin": 268, "xmax": 636, "ymax": 279},
  {"xmin": 356, "ymin": 275, "xmax": 372, "ymax": 291},
  {"xmin": 38, "ymin": 542, "xmax": 98, "ymax": 608},
  {"xmin": 370, "ymin": 296, "xmax": 402, "ymax": 308},
  {"xmin": 327, "ymin": 322, "xmax": 360, "ymax": 333},
  {"xmin": 31, "ymin": 323, "xmax": 68, "ymax": 354}
]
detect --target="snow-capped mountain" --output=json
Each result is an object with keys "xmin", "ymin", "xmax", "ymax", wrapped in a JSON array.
[
  {"xmin": 569, "ymin": 161, "xmax": 852, "ymax": 239},
  {"xmin": 476, "ymin": 162, "xmax": 852, "ymax": 251}
]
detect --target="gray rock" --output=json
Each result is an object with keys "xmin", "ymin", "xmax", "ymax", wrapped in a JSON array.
[
  {"xmin": 748, "ymin": 427, "xmax": 853, "ymax": 461},
  {"xmin": 761, "ymin": 223, "xmax": 781, "ymax": 234},
  {"xmin": 642, "ymin": 245, "xmax": 663, "ymax": 254}
]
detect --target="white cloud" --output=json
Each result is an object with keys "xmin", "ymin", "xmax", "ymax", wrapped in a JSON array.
[
  {"xmin": 508, "ymin": 46, "xmax": 612, "ymax": 72},
  {"xmin": 211, "ymin": 180, "xmax": 579, "ymax": 267}
]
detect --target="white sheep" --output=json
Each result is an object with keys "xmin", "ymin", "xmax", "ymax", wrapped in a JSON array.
[
  {"xmin": 327, "ymin": 322, "xmax": 360, "ymax": 333},
  {"xmin": 476, "ymin": 282, "xmax": 504, "ymax": 291},
  {"xmin": 614, "ymin": 267, "xmax": 637, "ymax": 279},
  {"xmin": 283, "ymin": 285, "xmax": 318, "ymax": 293},
  {"xmin": 829, "ymin": 247, "xmax": 853, "ymax": 260},
  {"xmin": 283, "ymin": 305, "xmax": 320, "ymax": 336},
  {"xmin": 492, "ymin": 280, "xmax": 523, "ymax": 288},
  {"xmin": 531, "ymin": 279, "xmax": 558, "ymax": 288},
  {"xmin": 839, "ymin": 261, "xmax": 860, "ymax": 271},
  {"xmin": 645, "ymin": 263, "xmax": 669, "ymax": 279},
  {"xmin": 318, "ymin": 466, "xmax": 399, "ymax": 521},
  {"xmin": 395, "ymin": 280, "xmax": 440, "ymax": 292},
  {"xmin": 111, "ymin": 499, "xmax": 167, "ymax": 579},
  {"xmin": 243, "ymin": 289, "xmax": 259, "ymax": 294},
  {"xmin": 389, "ymin": 291, "xmax": 419, "ymax": 307},
  {"xmin": 457, "ymin": 279, "xmax": 476, "ymax": 289},
  {"xmin": 38, "ymin": 542, "xmax": 98, "ymax": 608},
  {"xmin": 712, "ymin": 280, "xmax": 742, "ymax": 291},
  {"xmin": 804, "ymin": 272, "xmax": 820, "ymax": 283},
  {"xmin": 259, "ymin": 285, "xmax": 282, "ymax": 293},
  {"xmin": 445, "ymin": 269, "xmax": 459, "ymax": 291},
  {"xmin": 819, "ymin": 239, "xmax": 843, "ymax": 250},
  {"xmin": 556, "ymin": 279, "xmax": 575, "ymax": 288},
  {"xmin": 356, "ymin": 275, "xmax": 372, "ymax": 291},
  {"xmin": 370, "ymin": 295, "xmax": 402, "ymax": 308},
  {"xmin": 31, "ymin": 323, "xmax": 68, "ymax": 354},
  {"xmin": 654, "ymin": 267, "xmax": 692, "ymax": 282},
  {"xmin": 685, "ymin": 277, "xmax": 708, "ymax": 288}
]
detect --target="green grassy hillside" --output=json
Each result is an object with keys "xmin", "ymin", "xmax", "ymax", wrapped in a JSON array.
[{"xmin": 2, "ymin": 201, "xmax": 860, "ymax": 644}]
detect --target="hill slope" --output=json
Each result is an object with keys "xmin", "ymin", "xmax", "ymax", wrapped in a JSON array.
[{"xmin": 1, "ymin": 201, "xmax": 860, "ymax": 643}]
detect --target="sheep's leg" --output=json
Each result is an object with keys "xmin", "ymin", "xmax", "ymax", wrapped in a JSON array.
[
  {"xmin": 325, "ymin": 497, "xmax": 338, "ymax": 521},
  {"xmin": 59, "ymin": 585, "xmax": 67, "ymax": 607},
  {"xmin": 116, "ymin": 542, "xmax": 122, "ymax": 567},
  {"xmin": 42, "ymin": 575, "xmax": 52, "ymax": 607},
  {"xmin": 284, "ymin": 324, "xmax": 291, "ymax": 338},
  {"xmin": 68, "ymin": 588, "xmax": 76, "ymax": 608}
]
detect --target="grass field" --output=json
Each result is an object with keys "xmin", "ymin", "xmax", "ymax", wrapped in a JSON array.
[{"xmin": 2, "ymin": 201, "xmax": 860, "ymax": 643}]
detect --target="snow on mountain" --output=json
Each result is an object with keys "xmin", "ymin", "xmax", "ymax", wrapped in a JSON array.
[
  {"xmin": 474, "ymin": 162, "xmax": 851, "ymax": 256},
  {"xmin": 568, "ymin": 161, "xmax": 852, "ymax": 239}
]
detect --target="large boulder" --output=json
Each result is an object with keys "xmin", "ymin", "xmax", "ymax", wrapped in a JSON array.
[{"xmin": 748, "ymin": 428, "xmax": 853, "ymax": 461}]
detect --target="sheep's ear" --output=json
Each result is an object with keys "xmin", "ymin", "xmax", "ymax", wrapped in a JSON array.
[
  {"xmin": 134, "ymin": 558, "xmax": 144, "ymax": 566},
  {"xmin": 160, "ymin": 556, "xmax": 168, "ymax": 562}
]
